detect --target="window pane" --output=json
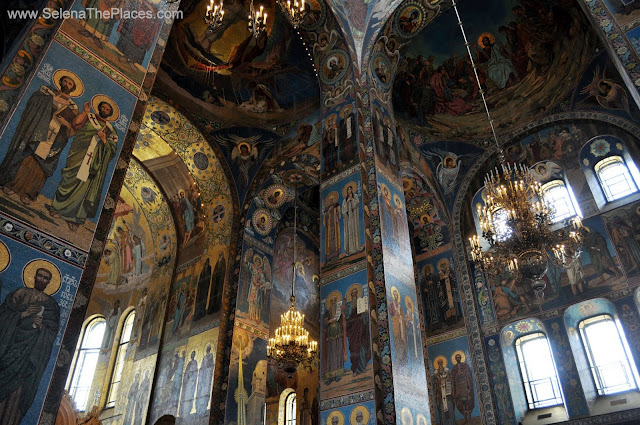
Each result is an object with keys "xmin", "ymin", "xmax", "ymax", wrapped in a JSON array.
[
  {"xmin": 596, "ymin": 157, "xmax": 638, "ymax": 202},
  {"xmin": 286, "ymin": 393, "xmax": 296, "ymax": 425},
  {"xmin": 106, "ymin": 311, "xmax": 135, "ymax": 407},
  {"xmin": 580, "ymin": 315, "xmax": 638, "ymax": 395},
  {"xmin": 492, "ymin": 208, "xmax": 512, "ymax": 241},
  {"xmin": 69, "ymin": 319, "xmax": 105, "ymax": 411},
  {"xmin": 542, "ymin": 182, "xmax": 577, "ymax": 223},
  {"xmin": 516, "ymin": 333, "xmax": 564, "ymax": 409}
]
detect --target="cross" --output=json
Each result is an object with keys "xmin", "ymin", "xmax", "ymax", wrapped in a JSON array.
[
  {"xmin": 47, "ymin": 126, "xmax": 57, "ymax": 141},
  {"xmin": 85, "ymin": 150, "xmax": 94, "ymax": 165}
]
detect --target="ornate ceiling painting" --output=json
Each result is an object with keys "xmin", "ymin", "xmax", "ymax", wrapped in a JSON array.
[
  {"xmin": 134, "ymin": 98, "xmax": 234, "ymax": 260},
  {"xmin": 392, "ymin": 0, "xmax": 597, "ymax": 141},
  {"xmin": 155, "ymin": 0, "xmax": 320, "ymax": 126}
]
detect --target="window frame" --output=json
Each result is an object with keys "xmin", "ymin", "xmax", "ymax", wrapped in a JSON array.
[
  {"xmin": 285, "ymin": 391, "xmax": 296, "ymax": 425},
  {"xmin": 541, "ymin": 180, "xmax": 580, "ymax": 224},
  {"xmin": 515, "ymin": 332, "xmax": 565, "ymax": 410},
  {"xmin": 594, "ymin": 156, "xmax": 639, "ymax": 203},
  {"xmin": 578, "ymin": 314, "xmax": 639, "ymax": 396},
  {"xmin": 105, "ymin": 310, "xmax": 135, "ymax": 408},
  {"xmin": 66, "ymin": 316, "xmax": 106, "ymax": 411}
]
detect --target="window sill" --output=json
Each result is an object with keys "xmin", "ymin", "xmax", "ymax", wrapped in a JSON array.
[
  {"xmin": 589, "ymin": 390, "xmax": 640, "ymax": 416},
  {"xmin": 596, "ymin": 191, "xmax": 640, "ymax": 215},
  {"xmin": 521, "ymin": 405, "xmax": 568, "ymax": 425}
]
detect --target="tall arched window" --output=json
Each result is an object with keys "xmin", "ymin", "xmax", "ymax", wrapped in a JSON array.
[
  {"xmin": 106, "ymin": 310, "xmax": 135, "ymax": 407},
  {"xmin": 594, "ymin": 156, "xmax": 638, "ymax": 202},
  {"xmin": 578, "ymin": 314, "xmax": 639, "ymax": 395},
  {"xmin": 541, "ymin": 180, "xmax": 579, "ymax": 224},
  {"xmin": 515, "ymin": 332, "xmax": 564, "ymax": 409},
  {"xmin": 285, "ymin": 391, "xmax": 296, "ymax": 425},
  {"xmin": 67, "ymin": 317, "xmax": 106, "ymax": 411}
]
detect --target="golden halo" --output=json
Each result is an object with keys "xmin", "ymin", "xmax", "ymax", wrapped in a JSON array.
[
  {"xmin": 402, "ymin": 178, "xmax": 413, "ymax": 191},
  {"xmin": 478, "ymin": 32, "xmax": 495, "ymax": 49},
  {"xmin": 340, "ymin": 104, "xmax": 353, "ymax": 118},
  {"xmin": 393, "ymin": 194, "xmax": 403, "ymax": 208},
  {"xmin": 326, "ymin": 410, "xmax": 344, "ymax": 425},
  {"xmin": 325, "ymin": 112, "xmax": 338, "ymax": 124},
  {"xmin": 420, "ymin": 213, "xmax": 432, "ymax": 225},
  {"xmin": 342, "ymin": 181, "xmax": 358, "ymax": 198},
  {"xmin": 253, "ymin": 254, "xmax": 263, "ymax": 265},
  {"xmin": 379, "ymin": 183, "xmax": 391, "ymax": 199},
  {"xmin": 404, "ymin": 295, "xmax": 414, "ymax": 312},
  {"xmin": 0, "ymin": 240, "xmax": 10, "ymax": 273},
  {"xmin": 350, "ymin": 405, "xmax": 369, "ymax": 424},
  {"xmin": 237, "ymin": 142, "xmax": 251, "ymax": 154},
  {"xmin": 452, "ymin": 350, "xmax": 466, "ymax": 363},
  {"xmin": 390, "ymin": 286, "xmax": 400, "ymax": 302},
  {"xmin": 23, "ymin": 259, "xmax": 62, "ymax": 295},
  {"xmin": 325, "ymin": 191, "xmax": 339, "ymax": 205},
  {"xmin": 400, "ymin": 407, "xmax": 413, "ymax": 425},
  {"xmin": 53, "ymin": 69, "xmax": 84, "ymax": 97},
  {"xmin": 421, "ymin": 263, "xmax": 434, "ymax": 277},
  {"xmin": 437, "ymin": 258, "xmax": 450, "ymax": 271},
  {"xmin": 326, "ymin": 290, "xmax": 342, "ymax": 306},
  {"xmin": 416, "ymin": 414, "xmax": 428, "ymax": 425},
  {"xmin": 347, "ymin": 283, "xmax": 363, "ymax": 302},
  {"xmin": 178, "ymin": 189, "xmax": 186, "ymax": 197},
  {"xmin": 91, "ymin": 94, "xmax": 120, "ymax": 122},
  {"xmin": 433, "ymin": 355, "xmax": 447, "ymax": 369}
]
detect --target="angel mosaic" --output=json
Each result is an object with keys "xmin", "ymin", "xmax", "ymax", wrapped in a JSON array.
[{"xmin": 243, "ymin": 248, "xmax": 272, "ymax": 323}]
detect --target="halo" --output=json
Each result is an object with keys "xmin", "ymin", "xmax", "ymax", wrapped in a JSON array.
[
  {"xmin": 437, "ymin": 258, "xmax": 450, "ymax": 271},
  {"xmin": 404, "ymin": 295, "xmax": 414, "ymax": 312},
  {"xmin": 325, "ymin": 112, "xmax": 338, "ymax": 124},
  {"xmin": 324, "ymin": 191, "xmax": 339, "ymax": 205},
  {"xmin": 477, "ymin": 32, "xmax": 495, "ymax": 49},
  {"xmin": 53, "ymin": 69, "xmax": 84, "ymax": 97},
  {"xmin": 326, "ymin": 290, "xmax": 342, "ymax": 307},
  {"xmin": 400, "ymin": 407, "xmax": 413, "ymax": 425},
  {"xmin": 253, "ymin": 254, "xmax": 263, "ymax": 265},
  {"xmin": 452, "ymin": 350, "xmax": 466, "ymax": 363},
  {"xmin": 433, "ymin": 355, "xmax": 447, "ymax": 369},
  {"xmin": 237, "ymin": 142, "xmax": 251, "ymax": 156},
  {"xmin": 326, "ymin": 410, "xmax": 344, "ymax": 425},
  {"xmin": 340, "ymin": 104, "xmax": 353, "ymax": 118},
  {"xmin": 252, "ymin": 209, "xmax": 272, "ymax": 235},
  {"xmin": 178, "ymin": 189, "xmax": 186, "ymax": 197},
  {"xmin": 443, "ymin": 156, "xmax": 456, "ymax": 167},
  {"xmin": 379, "ymin": 183, "xmax": 391, "ymax": 199},
  {"xmin": 91, "ymin": 94, "xmax": 120, "ymax": 122},
  {"xmin": 420, "ymin": 214, "xmax": 432, "ymax": 224},
  {"xmin": 421, "ymin": 263, "xmax": 434, "ymax": 277},
  {"xmin": 402, "ymin": 178, "xmax": 413, "ymax": 191},
  {"xmin": 350, "ymin": 405, "xmax": 369, "ymax": 424},
  {"xmin": 264, "ymin": 184, "xmax": 286, "ymax": 208},
  {"xmin": 0, "ymin": 240, "xmax": 10, "ymax": 273},
  {"xmin": 23, "ymin": 259, "xmax": 62, "ymax": 295},
  {"xmin": 347, "ymin": 283, "xmax": 363, "ymax": 302},
  {"xmin": 393, "ymin": 194, "xmax": 403, "ymax": 208},
  {"xmin": 416, "ymin": 413, "xmax": 428, "ymax": 425},
  {"xmin": 342, "ymin": 181, "xmax": 358, "ymax": 198},
  {"xmin": 390, "ymin": 286, "xmax": 400, "ymax": 302}
]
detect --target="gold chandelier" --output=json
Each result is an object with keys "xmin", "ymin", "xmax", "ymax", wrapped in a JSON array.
[
  {"xmin": 277, "ymin": 0, "xmax": 306, "ymax": 28},
  {"xmin": 448, "ymin": 0, "xmax": 584, "ymax": 294},
  {"xmin": 248, "ymin": 0, "xmax": 267, "ymax": 37},
  {"xmin": 204, "ymin": 0, "xmax": 225, "ymax": 30},
  {"xmin": 267, "ymin": 186, "xmax": 317, "ymax": 377}
]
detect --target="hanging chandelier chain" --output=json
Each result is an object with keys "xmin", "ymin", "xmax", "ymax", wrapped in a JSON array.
[{"xmin": 291, "ymin": 184, "xmax": 298, "ymax": 307}]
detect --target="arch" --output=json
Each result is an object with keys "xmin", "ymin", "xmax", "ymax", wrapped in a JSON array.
[
  {"xmin": 105, "ymin": 307, "xmax": 135, "ymax": 408},
  {"xmin": 153, "ymin": 415, "xmax": 176, "ymax": 425},
  {"xmin": 278, "ymin": 388, "xmax": 297, "ymax": 425},
  {"xmin": 530, "ymin": 161, "xmax": 581, "ymax": 225}
]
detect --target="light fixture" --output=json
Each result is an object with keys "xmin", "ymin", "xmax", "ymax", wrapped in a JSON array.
[
  {"xmin": 267, "ymin": 185, "xmax": 317, "ymax": 377},
  {"xmin": 204, "ymin": 0, "xmax": 225, "ymax": 30},
  {"xmin": 248, "ymin": 0, "xmax": 267, "ymax": 37},
  {"xmin": 277, "ymin": 0, "xmax": 306, "ymax": 28},
  {"xmin": 451, "ymin": 0, "xmax": 583, "ymax": 296}
]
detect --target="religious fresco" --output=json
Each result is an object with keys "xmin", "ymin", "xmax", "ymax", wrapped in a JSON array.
[
  {"xmin": 235, "ymin": 243, "xmax": 273, "ymax": 332},
  {"xmin": 628, "ymin": 26, "xmax": 640, "ymax": 58},
  {"xmin": 376, "ymin": 173, "xmax": 411, "ymax": 262},
  {"xmin": 393, "ymin": 0, "xmax": 596, "ymax": 140},
  {"xmin": 602, "ymin": 199, "xmax": 640, "ymax": 285},
  {"xmin": 371, "ymin": 102, "xmax": 400, "ymax": 173},
  {"xmin": 417, "ymin": 251, "xmax": 463, "ymax": 337},
  {"xmin": 320, "ymin": 400, "xmax": 375, "ymax": 425},
  {"xmin": 427, "ymin": 336, "xmax": 481, "ymax": 425},
  {"xmin": 58, "ymin": 0, "xmax": 167, "ymax": 86},
  {"xmin": 224, "ymin": 329, "xmax": 268, "ymax": 424},
  {"xmin": 319, "ymin": 269, "xmax": 373, "ymax": 400},
  {"xmin": 0, "ymin": 40, "xmax": 136, "ymax": 252},
  {"xmin": 155, "ymin": 0, "xmax": 320, "ymax": 127},
  {"xmin": 0, "ymin": 235, "xmax": 84, "ymax": 425},
  {"xmin": 321, "ymin": 102, "xmax": 358, "ymax": 176},
  {"xmin": 402, "ymin": 172, "xmax": 450, "ymax": 253},
  {"xmin": 263, "ymin": 109, "xmax": 322, "ymax": 171},
  {"xmin": 421, "ymin": 141, "xmax": 482, "ymax": 211},
  {"xmin": 150, "ymin": 327, "xmax": 219, "ymax": 425},
  {"xmin": 114, "ymin": 354, "xmax": 157, "ymax": 425},
  {"xmin": 320, "ymin": 170, "xmax": 365, "ymax": 272},
  {"xmin": 602, "ymin": 0, "xmax": 640, "ymax": 27}
]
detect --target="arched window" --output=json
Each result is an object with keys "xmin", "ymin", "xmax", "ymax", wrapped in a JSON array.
[
  {"xmin": 106, "ymin": 310, "xmax": 135, "ymax": 407},
  {"xmin": 594, "ymin": 156, "xmax": 638, "ymax": 202},
  {"xmin": 578, "ymin": 314, "xmax": 639, "ymax": 395},
  {"xmin": 541, "ymin": 180, "xmax": 579, "ymax": 224},
  {"xmin": 67, "ymin": 317, "xmax": 106, "ymax": 411},
  {"xmin": 515, "ymin": 332, "xmax": 564, "ymax": 409},
  {"xmin": 285, "ymin": 391, "xmax": 296, "ymax": 425},
  {"xmin": 490, "ymin": 208, "xmax": 512, "ymax": 241}
]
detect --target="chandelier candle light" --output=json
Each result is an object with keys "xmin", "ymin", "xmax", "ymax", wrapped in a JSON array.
[
  {"xmin": 451, "ymin": 0, "xmax": 584, "ymax": 295},
  {"xmin": 267, "ymin": 185, "xmax": 317, "ymax": 377},
  {"xmin": 277, "ymin": 0, "xmax": 306, "ymax": 27},
  {"xmin": 204, "ymin": 0, "xmax": 225, "ymax": 30},
  {"xmin": 248, "ymin": 0, "xmax": 267, "ymax": 37}
]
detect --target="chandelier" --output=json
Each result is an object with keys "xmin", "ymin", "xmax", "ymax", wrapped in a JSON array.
[
  {"xmin": 277, "ymin": 0, "xmax": 306, "ymax": 28},
  {"xmin": 267, "ymin": 186, "xmax": 317, "ymax": 377},
  {"xmin": 248, "ymin": 0, "xmax": 267, "ymax": 37},
  {"xmin": 204, "ymin": 0, "xmax": 225, "ymax": 30},
  {"xmin": 449, "ymin": 0, "xmax": 584, "ymax": 295}
]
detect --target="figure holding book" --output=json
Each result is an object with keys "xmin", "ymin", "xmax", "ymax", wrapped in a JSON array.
[
  {"xmin": 0, "ymin": 69, "xmax": 84, "ymax": 205},
  {"xmin": 48, "ymin": 95, "xmax": 119, "ymax": 231}
]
